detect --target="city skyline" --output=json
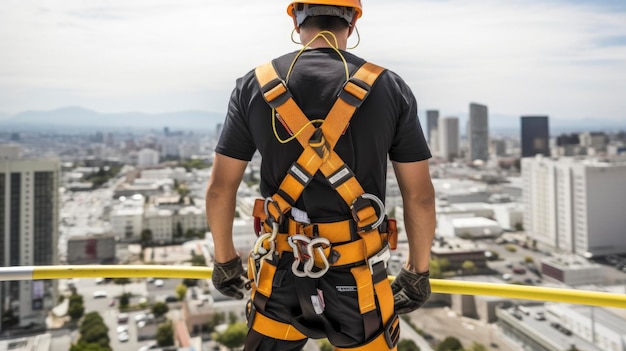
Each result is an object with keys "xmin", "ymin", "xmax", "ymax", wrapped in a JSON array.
[{"xmin": 1, "ymin": 0, "xmax": 626, "ymax": 127}]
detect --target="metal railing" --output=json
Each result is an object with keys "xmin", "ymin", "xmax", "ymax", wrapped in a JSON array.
[{"xmin": 1, "ymin": 265, "xmax": 625, "ymax": 308}]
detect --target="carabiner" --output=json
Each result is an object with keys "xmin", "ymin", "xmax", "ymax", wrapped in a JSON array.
[
  {"xmin": 288, "ymin": 234, "xmax": 311, "ymax": 278},
  {"xmin": 304, "ymin": 237, "xmax": 331, "ymax": 279}
]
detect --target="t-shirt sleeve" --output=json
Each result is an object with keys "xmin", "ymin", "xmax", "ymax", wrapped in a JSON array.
[
  {"xmin": 214, "ymin": 76, "xmax": 258, "ymax": 161},
  {"xmin": 388, "ymin": 74, "xmax": 432, "ymax": 163}
]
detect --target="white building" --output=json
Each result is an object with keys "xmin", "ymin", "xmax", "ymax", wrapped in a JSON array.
[
  {"xmin": 137, "ymin": 148, "xmax": 160, "ymax": 168},
  {"xmin": 545, "ymin": 303, "xmax": 626, "ymax": 351},
  {"xmin": 0, "ymin": 146, "xmax": 60, "ymax": 329},
  {"xmin": 174, "ymin": 206, "xmax": 208, "ymax": 235},
  {"xmin": 143, "ymin": 207, "xmax": 174, "ymax": 242},
  {"xmin": 522, "ymin": 156, "xmax": 558, "ymax": 249},
  {"xmin": 438, "ymin": 215, "xmax": 502, "ymax": 238},
  {"xmin": 541, "ymin": 255, "xmax": 604, "ymax": 286},
  {"xmin": 523, "ymin": 156, "xmax": 626, "ymax": 257},
  {"xmin": 110, "ymin": 194, "xmax": 145, "ymax": 241}
]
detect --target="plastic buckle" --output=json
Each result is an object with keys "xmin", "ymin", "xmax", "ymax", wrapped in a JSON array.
[
  {"xmin": 351, "ymin": 193, "xmax": 386, "ymax": 233},
  {"xmin": 367, "ymin": 244, "xmax": 391, "ymax": 275},
  {"xmin": 384, "ymin": 314, "xmax": 400, "ymax": 348}
]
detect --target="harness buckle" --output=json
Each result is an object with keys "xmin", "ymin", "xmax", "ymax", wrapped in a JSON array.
[
  {"xmin": 384, "ymin": 314, "xmax": 401, "ymax": 348},
  {"xmin": 264, "ymin": 197, "xmax": 284, "ymax": 225},
  {"xmin": 351, "ymin": 193, "xmax": 386, "ymax": 233},
  {"xmin": 367, "ymin": 244, "xmax": 391, "ymax": 275}
]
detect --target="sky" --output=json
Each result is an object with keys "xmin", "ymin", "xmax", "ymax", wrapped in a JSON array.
[{"xmin": 1, "ymin": 0, "xmax": 626, "ymax": 125}]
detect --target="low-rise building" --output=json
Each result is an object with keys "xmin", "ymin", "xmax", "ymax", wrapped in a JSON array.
[{"xmin": 66, "ymin": 234, "xmax": 116, "ymax": 264}]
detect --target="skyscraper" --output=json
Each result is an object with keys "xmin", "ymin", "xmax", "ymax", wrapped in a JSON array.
[
  {"xmin": 468, "ymin": 103, "xmax": 489, "ymax": 162},
  {"xmin": 439, "ymin": 117, "xmax": 459, "ymax": 161},
  {"xmin": 426, "ymin": 110, "xmax": 439, "ymax": 152},
  {"xmin": 0, "ymin": 145, "xmax": 59, "ymax": 330},
  {"xmin": 521, "ymin": 116, "xmax": 550, "ymax": 157}
]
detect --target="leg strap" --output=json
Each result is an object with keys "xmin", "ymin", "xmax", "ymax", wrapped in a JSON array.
[
  {"xmin": 334, "ymin": 315, "xmax": 400, "ymax": 351},
  {"xmin": 248, "ymin": 308, "xmax": 307, "ymax": 341}
]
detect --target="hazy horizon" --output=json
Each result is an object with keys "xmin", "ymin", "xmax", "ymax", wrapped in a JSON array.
[{"xmin": 1, "ymin": 0, "xmax": 626, "ymax": 125}]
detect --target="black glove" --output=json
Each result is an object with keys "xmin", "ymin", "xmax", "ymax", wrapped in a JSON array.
[
  {"xmin": 391, "ymin": 267, "xmax": 431, "ymax": 314},
  {"xmin": 212, "ymin": 256, "xmax": 247, "ymax": 300}
]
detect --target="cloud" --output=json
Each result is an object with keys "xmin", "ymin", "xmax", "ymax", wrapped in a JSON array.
[{"xmin": 0, "ymin": 0, "xmax": 625, "ymax": 121}]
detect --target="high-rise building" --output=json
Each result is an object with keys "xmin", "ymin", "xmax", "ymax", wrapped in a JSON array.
[
  {"xmin": 468, "ymin": 103, "xmax": 489, "ymax": 162},
  {"xmin": 521, "ymin": 116, "xmax": 550, "ymax": 157},
  {"xmin": 0, "ymin": 145, "xmax": 59, "ymax": 330},
  {"xmin": 426, "ymin": 110, "xmax": 439, "ymax": 152},
  {"xmin": 137, "ymin": 148, "xmax": 160, "ymax": 168},
  {"xmin": 522, "ymin": 156, "xmax": 626, "ymax": 257},
  {"xmin": 439, "ymin": 117, "xmax": 459, "ymax": 161}
]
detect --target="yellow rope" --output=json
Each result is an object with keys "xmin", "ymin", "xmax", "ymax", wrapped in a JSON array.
[{"xmin": 272, "ymin": 30, "xmax": 350, "ymax": 144}]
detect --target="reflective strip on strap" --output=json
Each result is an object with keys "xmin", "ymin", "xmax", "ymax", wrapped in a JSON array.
[{"xmin": 250, "ymin": 311, "xmax": 307, "ymax": 341}]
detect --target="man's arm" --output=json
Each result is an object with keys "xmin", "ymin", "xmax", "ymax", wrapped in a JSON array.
[
  {"xmin": 205, "ymin": 153, "xmax": 248, "ymax": 263},
  {"xmin": 392, "ymin": 159, "xmax": 436, "ymax": 273}
]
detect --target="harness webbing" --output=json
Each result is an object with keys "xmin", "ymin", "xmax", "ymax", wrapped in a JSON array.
[
  {"xmin": 249, "ymin": 59, "xmax": 397, "ymax": 349},
  {"xmin": 255, "ymin": 61, "xmax": 385, "ymax": 230}
]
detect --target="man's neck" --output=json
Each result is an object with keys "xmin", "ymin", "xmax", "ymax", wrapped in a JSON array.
[{"xmin": 300, "ymin": 29, "xmax": 348, "ymax": 50}]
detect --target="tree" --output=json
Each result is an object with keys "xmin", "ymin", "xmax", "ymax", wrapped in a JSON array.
[
  {"xmin": 215, "ymin": 322, "xmax": 248, "ymax": 351},
  {"xmin": 119, "ymin": 293, "xmax": 130, "ymax": 308},
  {"xmin": 175, "ymin": 283, "xmax": 187, "ymax": 301},
  {"xmin": 182, "ymin": 278, "xmax": 198, "ymax": 287},
  {"xmin": 70, "ymin": 341, "xmax": 110, "ymax": 351},
  {"xmin": 156, "ymin": 321, "xmax": 175, "ymax": 347},
  {"xmin": 461, "ymin": 260, "xmax": 477, "ymax": 274},
  {"xmin": 398, "ymin": 339, "xmax": 420, "ymax": 351},
  {"xmin": 152, "ymin": 301, "xmax": 169, "ymax": 318},
  {"xmin": 228, "ymin": 311, "xmax": 238, "ymax": 324},
  {"xmin": 468, "ymin": 342, "xmax": 488, "ymax": 351},
  {"xmin": 437, "ymin": 336, "xmax": 464, "ymax": 351},
  {"xmin": 318, "ymin": 339, "xmax": 333, "ymax": 351},
  {"xmin": 140, "ymin": 229, "xmax": 153, "ymax": 248},
  {"xmin": 68, "ymin": 294, "xmax": 85, "ymax": 320},
  {"xmin": 190, "ymin": 253, "xmax": 206, "ymax": 266},
  {"xmin": 77, "ymin": 312, "xmax": 110, "ymax": 350},
  {"xmin": 206, "ymin": 312, "xmax": 225, "ymax": 333},
  {"xmin": 175, "ymin": 222, "xmax": 183, "ymax": 239}
]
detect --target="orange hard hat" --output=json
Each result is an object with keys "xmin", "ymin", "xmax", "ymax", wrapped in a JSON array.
[{"xmin": 287, "ymin": 1, "xmax": 363, "ymax": 26}]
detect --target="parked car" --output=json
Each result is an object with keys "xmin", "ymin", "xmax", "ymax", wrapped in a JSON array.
[
  {"xmin": 512, "ymin": 267, "xmax": 526, "ymax": 274},
  {"xmin": 154, "ymin": 279, "xmax": 164, "ymax": 288},
  {"xmin": 93, "ymin": 290, "xmax": 108, "ymax": 298},
  {"xmin": 118, "ymin": 332, "xmax": 130, "ymax": 342}
]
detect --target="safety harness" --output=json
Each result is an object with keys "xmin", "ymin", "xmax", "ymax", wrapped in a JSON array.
[{"xmin": 246, "ymin": 60, "xmax": 400, "ymax": 350}]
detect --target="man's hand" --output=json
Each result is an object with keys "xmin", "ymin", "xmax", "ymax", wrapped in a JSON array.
[
  {"xmin": 391, "ymin": 267, "xmax": 431, "ymax": 314},
  {"xmin": 212, "ymin": 256, "xmax": 247, "ymax": 299}
]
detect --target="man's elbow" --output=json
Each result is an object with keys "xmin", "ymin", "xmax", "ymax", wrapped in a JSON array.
[{"xmin": 406, "ymin": 183, "xmax": 435, "ymax": 208}]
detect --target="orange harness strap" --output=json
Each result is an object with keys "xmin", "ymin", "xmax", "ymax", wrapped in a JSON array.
[
  {"xmin": 254, "ymin": 61, "xmax": 385, "ymax": 230},
  {"xmin": 250, "ymin": 61, "xmax": 398, "ymax": 349}
]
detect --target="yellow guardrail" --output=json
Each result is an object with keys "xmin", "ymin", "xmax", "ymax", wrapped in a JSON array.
[{"xmin": 2, "ymin": 265, "xmax": 625, "ymax": 309}]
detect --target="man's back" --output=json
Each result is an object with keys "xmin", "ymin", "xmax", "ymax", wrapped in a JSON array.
[{"xmin": 216, "ymin": 48, "xmax": 430, "ymax": 221}]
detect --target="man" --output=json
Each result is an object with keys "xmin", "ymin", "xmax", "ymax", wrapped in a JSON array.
[{"xmin": 206, "ymin": 1, "xmax": 435, "ymax": 350}]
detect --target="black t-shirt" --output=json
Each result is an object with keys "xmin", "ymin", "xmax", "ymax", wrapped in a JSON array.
[{"xmin": 216, "ymin": 48, "xmax": 431, "ymax": 222}]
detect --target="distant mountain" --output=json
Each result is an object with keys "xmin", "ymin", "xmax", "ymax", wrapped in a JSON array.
[{"xmin": 0, "ymin": 106, "xmax": 225, "ymax": 132}]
